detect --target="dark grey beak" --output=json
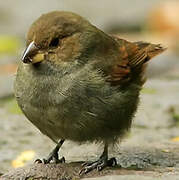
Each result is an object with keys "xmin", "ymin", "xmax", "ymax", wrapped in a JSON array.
[{"xmin": 22, "ymin": 41, "xmax": 38, "ymax": 63}]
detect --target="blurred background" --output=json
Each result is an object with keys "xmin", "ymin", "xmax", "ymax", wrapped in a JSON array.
[{"xmin": 0, "ymin": 0, "xmax": 179, "ymax": 176}]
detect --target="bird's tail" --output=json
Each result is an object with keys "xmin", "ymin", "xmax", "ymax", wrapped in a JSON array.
[{"xmin": 129, "ymin": 42, "xmax": 167, "ymax": 67}]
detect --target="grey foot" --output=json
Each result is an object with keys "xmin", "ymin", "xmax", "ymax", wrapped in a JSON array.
[
  {"xmin": 35, "ymin": 156, "xmax": 65, "ymax": 164},
  {"xmin": 35, "ymin": 139, "xmax": 65, "ymax": 164},
  {"xmin": 79, "ymin": 157, "xmax": 117, "ymax": 175},
  {"xmin": 35, "ymin": 152, "xmax": 65, "ymax": 164}
]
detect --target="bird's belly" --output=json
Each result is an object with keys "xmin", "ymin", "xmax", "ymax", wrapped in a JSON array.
[
  {"xmin": 20, "ymin": 100, "xmax": 65, "ymax": 142},
  {"xmin": 16, "ymin": 85, "xmax": 139, "ymax": 143},
  {"xmin": 14, "ymin": 63, "xmax": 140, "ymax": 143}
]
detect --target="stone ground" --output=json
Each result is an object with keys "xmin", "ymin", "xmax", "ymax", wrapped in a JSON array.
[{"xmin": 0, "ymin": 51, "xmax": 179, "ymax": 179}]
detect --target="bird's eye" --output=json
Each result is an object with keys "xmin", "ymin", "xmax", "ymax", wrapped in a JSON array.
[{"xmin": 49, "ymin": 38, "xmax": 59, "ymax": 47}]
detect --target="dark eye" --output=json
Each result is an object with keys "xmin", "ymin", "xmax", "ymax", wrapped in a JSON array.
[{"xmin": 49, "ymin": 38, "xmax": 59, "ymax": 47}]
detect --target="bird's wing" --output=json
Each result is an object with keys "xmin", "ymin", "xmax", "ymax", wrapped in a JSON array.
[{"xmin": 107, "ymin": 36, "xmax": 166, "ymax": 83}]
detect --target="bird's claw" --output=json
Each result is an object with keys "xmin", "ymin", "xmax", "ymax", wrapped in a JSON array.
[
  {"xmin": 35, "ymin": 140, "xmax": 65, "ymax": 164},
  {"xmin": 107, "ymin": 157, "xmax": 117, "ymax": 166},
  {"xmin": 34, "ymin": 156, "xmax": 65, "ymax": 164},
  {"xmin": 79, "ymin": 157, "xmax": 117, "ymax": 175},
  {"xmin": 34, "ymin": 159, "xmax": 43, "ymax": 164}
]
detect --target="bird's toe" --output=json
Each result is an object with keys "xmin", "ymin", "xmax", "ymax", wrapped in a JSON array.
[{"xmin": 79, "ymin": 157, "xmax": 117, "ymax": 175}]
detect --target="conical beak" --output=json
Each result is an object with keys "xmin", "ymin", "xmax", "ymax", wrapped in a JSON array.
[
  {"xmin": 22, "ymin": 41, "xmax": 38, "ymax": 63},
  {"xmin": 22, "ymin": 41, "xmax": 45, "ymax": 64}
]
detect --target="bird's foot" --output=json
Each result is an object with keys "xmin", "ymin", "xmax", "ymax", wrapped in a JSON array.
[
  {"xmin": 35, "ymin": 149, "xmax": 65, "ymax": 164},
  {"xmin": 35, "ymin": 139, "xmax": 65, "ymax": 164},
  {"xmin": 79, "ymin": 157, "xmax": 117, "ymax": 175},
  {"xmin": 35, "ymin": 156, "xmax": 65, "ymax": 164}
]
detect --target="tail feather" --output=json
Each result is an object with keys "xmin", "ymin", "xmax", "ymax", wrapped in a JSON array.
[
  {"xmin": 128, "ymin": 41, "xmax": 166, "ymax": 68},
  {"xmin": 109, "ymin": 35, "xmax": 166, "ymax": 84},
  {"xmin": 112, "ymin": 36, "xmax": 166, "ymax": 68},
  {"xmin": 143, "ymin": 43, "xmax": 166, "ymax": 59}
]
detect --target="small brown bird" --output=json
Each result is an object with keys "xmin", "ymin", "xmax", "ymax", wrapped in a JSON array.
[{"xmin": 14, "ymin": 11, "xmax": 165, "ymax": 174}]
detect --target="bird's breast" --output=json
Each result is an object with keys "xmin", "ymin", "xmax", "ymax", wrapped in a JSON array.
[{"xmin": 14, "ymin": 62, "xmax": 141, "ymax": 142}]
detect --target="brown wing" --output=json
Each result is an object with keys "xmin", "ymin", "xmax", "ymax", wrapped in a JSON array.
[{"xmin": 108, "ymin": 35, "xmax": 166, "ymax": 83}]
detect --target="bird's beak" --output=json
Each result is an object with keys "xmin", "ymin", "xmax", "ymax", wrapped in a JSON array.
[{"xmin": 22, "ymin": 41, "xmax": 44, "ymax": 64}]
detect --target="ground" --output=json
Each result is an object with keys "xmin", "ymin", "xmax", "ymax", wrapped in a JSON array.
[{"xmin": 0, "ymin": 51, "xmax": 179, "ymax": 179}]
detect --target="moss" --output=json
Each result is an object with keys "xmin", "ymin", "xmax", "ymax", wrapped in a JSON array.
[
  {"xmin": 141, "ymin": 88, "xmax": 157, "ymax": 94},
  {"xmin": 0, "ymin": 97, "xmax": 22, "ymax": 114},
  {"xmin": 173, "ymin": 114, "xmax": 179, "ymax": 121},
  {"xmin": 26, "ymin": 178, "xmax": 34, "ymax": 180},
  {"xmin": 172, "ymin": 114, "xmax": 179, "ymax": 126},
  {"xmin": 6, "ymin": 99, "xmax": 22, "ymax": 114},
  {"xmin": 18, "ymin": 139, "xmax": 30, "ymax": 144},
  {"xmin": 0, "ymin": 140, "xmax": 7, "ymax": 146},
  {"xmin": 168, "ymin": 106, "xmax": 179, "ymax": 127}
]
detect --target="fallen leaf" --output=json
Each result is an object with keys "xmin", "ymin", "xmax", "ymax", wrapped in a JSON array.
[
  {"xmin": 161, "ymin": 149, "xmax": 170, "ymax": 153},
  {"xmin": 171, "ymin": 136, "xmax": 179, "ymax": 142},
  {"xmin": 11, "ymin": 150, "xmax": 35, "ymax": 168}
]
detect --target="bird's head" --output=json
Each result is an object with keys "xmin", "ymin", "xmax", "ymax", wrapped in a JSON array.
[
  {"xmin": 22, "ymin": 11, "xmax": 115, "ymax": 66},
  {"xmin": 22, "ymin": 11, "xmax": 91, "ymax": 64}
]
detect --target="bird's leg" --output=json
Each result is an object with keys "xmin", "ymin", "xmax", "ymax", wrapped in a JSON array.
[
  {"xmin": 35, "ymin": 139, "xmax": 65, "ymax": 164},
  {"xmin": 79, "ymin": 142, "xmax": 117, "ymax": 175}
]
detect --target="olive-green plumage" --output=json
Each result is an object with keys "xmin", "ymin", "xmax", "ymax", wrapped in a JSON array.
[{"xmin": 14, "ymin": 11, "xmax": 165, "ymax": 173}]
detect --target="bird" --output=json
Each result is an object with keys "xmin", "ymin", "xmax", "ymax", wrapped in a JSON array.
[{"xmin": 14, "ymin": 11, "xmax": 166, "ymax": 174}]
